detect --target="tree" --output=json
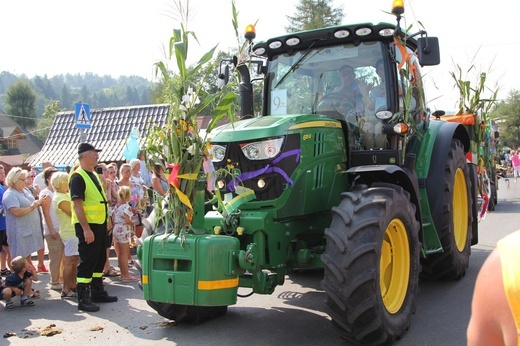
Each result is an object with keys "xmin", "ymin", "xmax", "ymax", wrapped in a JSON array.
[
  {"xmin": 285, "ymin": 0, "xmax": 344, "ymax": 32},
  {"xmin": 492, "ymin": 90, "xmax": 520, "ymax": 149},
  {"xmin": 5, "ymin": 80, "xmax": 37, "ymax": 129},
  {"xmin": 36, "ymin": 100, "xmax": 63, "ymax": 142}
]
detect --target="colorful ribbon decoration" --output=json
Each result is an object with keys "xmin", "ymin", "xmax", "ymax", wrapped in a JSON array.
[
  {"xmin": 167, "ymin": 163, "xmax": 199, "ymax": 210},
  {"xmin": 227, "ymin": 149, "xmax": 302, "ymax": 191}
]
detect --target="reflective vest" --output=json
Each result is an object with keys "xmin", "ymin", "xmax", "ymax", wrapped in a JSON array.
[{"xmin": 70, "ymin": 168, "xmax": 107, "ymax": 225}]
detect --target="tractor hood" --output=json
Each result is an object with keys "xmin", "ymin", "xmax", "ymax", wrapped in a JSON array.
[{"xmin": 209, "ymin": 114, "xmax": 342, "ymax": 142}]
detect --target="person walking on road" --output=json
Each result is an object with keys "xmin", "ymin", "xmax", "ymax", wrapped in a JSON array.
[
  {"xmin": 511, "ymin": 150, "xmax": 520, "ymax": 182},
  {"xmin": 69, "ymin": 143, "xmax": 117, "ymax": 312}
]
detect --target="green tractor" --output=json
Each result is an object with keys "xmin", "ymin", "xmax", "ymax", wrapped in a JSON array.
[{"xmin": 139, "ymin": 3, "xmax": 478, "ymax": 344}]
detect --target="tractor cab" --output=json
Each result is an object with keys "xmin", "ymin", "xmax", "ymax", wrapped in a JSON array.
[{"xmin": 243, "ymin": 22, "xmax": 439, "ymax": 159}]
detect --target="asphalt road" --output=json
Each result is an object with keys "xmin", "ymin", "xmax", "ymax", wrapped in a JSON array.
[{"xmin": 1, "ymin": 175, "xmax": 518, "ymax": 345}]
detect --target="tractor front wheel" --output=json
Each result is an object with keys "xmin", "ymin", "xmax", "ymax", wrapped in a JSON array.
[
  {"xmin": 321, "ymin": 183, "xmax": 420, "ymax": 344},
  {"xmin": 146, "ymin": 301, "xmax": 228, "ymax": 323}
]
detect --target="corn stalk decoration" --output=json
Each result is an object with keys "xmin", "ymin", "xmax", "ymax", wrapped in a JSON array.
[
  {"xmin": 450, "ymin": 64, "xmax": 498, "ymax": 168},
  {"xmin": 143, "ymin": 1, "xmax": 250, "ymax": 236}
]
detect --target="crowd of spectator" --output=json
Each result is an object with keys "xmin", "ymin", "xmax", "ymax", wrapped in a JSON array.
[{"xmin": 0, "ymin": 149, "xmax": 156, "ymax": 311}]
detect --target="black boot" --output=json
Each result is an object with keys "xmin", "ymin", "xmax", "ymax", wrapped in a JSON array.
[
  {"xmin": 91, "ymin": 278, "xmax": 118, "ymax": 303},
  {"xmin": 77, "ymin": 284, "xmax": 100, "ymax": 312}
]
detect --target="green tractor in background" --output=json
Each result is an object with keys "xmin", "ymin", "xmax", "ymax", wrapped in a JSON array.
[{"xmin": 139, "ymin": 2, "xmax": 481, "ymax": 344}]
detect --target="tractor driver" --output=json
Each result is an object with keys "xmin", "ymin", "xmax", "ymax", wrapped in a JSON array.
[{"xmin": 318, "ymin": 65, "xmax": 374, "ymax": 118}]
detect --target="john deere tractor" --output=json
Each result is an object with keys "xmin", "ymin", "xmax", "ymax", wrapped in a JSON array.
[{"xmin": 139, "ymin": 2, "xmax": 479, "ymax": 344}]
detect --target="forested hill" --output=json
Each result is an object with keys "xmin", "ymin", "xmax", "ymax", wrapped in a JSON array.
[{"xmin": 0, "ymin": 71, "xmax": 154, "ymax": 116}]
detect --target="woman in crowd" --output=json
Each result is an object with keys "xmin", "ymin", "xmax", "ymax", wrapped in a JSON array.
[
  {"xmin": 39, "ymin": 167, "xmax": 63, "ymax": 290},
  {"xmin": 3, "ymin": 168, "xmax": 43, "ymax": 283},
  {"xmin": 24, "ymin": 172, "xmax": 47, "ymax": 273},
  {"xmin": 51, "ymin": 172, "xmax": 78, "ymax": 298},
  {"xmin": 151, "ymin": 162, "xmax": 169, "ymax": 197}
]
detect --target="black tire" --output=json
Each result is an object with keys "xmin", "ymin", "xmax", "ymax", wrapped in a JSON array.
[
  {"xmin": 421, "ymin": 140, "xmax": 473, "ymax": 280},
  {"xmin": 321, "ymin": 183, "xmax": 421, "ymax": 344},
  {"xmin": 146, "ymin": 301, "xmax": 228, "ymax": 323}
]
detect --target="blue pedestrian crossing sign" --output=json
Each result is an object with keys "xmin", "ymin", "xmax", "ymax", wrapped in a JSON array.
[{"xmin": 75, "ymin": 103, "xmax": 91, "ymax": 129}]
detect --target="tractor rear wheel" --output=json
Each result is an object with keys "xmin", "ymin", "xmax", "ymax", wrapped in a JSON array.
[
  {"xmin": 321, "ymin": 183, "xmax": 420, "ymax": 344},
  {"xmin": 146, "ymin": 301, "xmax": 228, "ymax": 323},
  {"xmin": 421, "ymin": 139, "xmax": 473, "ymax": 280}
]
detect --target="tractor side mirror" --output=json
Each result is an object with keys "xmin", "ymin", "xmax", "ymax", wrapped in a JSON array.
[
  {"xmin": 417, "ymin": 37, "xmax": 440, "ymax": 66},
  {"xmin": 217, "ymin": 64, "xmax": 230, "ymax": 89}
]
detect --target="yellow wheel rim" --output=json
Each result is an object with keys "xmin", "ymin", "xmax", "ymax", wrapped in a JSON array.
[
  {"xmin": 380, "ymin": 218, "xmax": 410, "ymax": 314},
  {"xmin": 453, "ymin": 168, "xmax": 468, "ymax": 252}
]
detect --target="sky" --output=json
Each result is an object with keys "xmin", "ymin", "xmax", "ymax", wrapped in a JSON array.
[{"xmin": 1, "ymin": 0, "xmax": 519, "ymax": 112}]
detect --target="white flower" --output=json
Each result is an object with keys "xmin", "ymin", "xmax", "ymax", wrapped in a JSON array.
[
  {"xmin": 181, "ymin": 87, "xmax": 201, "ymax": 110},
  {"xmin": 186, "ymin": 144, "xmax": 196, "ymax": 155}
]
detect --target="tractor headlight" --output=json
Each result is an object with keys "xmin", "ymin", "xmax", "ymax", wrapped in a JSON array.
[
  {"xmin": 209, "ymin": 144, "xmax": 227, "ymax": 162},
  {"xmin": 240, "ymin": 137, "xmax": 284, "ymax": 160}
]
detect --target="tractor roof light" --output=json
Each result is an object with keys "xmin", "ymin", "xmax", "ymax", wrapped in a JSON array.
[
  {"xmin": 334, "ymin": 29, "xmax": 350, "ymax": 39},
  {"xmin": 285, "ymin": 37, "xmax": 300, "ymax": 46},
  {"xmin": 245, "ymin": 24, "xmax": 256, "ymax": 41},
  {"xmin": 392, "ymin": 0, "xmax": 405, "ymax": 16},
  {"xmin": 253, "ymin": 46, "xmax": 266, "ymax": 55},
  {"xmin": 379, "ymin": 28, "xmax": 395, "ymax": 37},
  {"xmin": 355, "ymin": 27, "xmax": 372, "ymax": 36},
  {"xmin": 268, "ymin": 40, "xmax": 283, "ymax": 49}
]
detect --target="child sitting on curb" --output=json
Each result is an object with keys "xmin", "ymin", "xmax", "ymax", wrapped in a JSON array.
[{"xmin": 1, "ymin": 256, "xmax": 36, "ymax": 310}]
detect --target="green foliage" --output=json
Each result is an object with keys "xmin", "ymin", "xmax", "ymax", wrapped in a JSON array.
[
  {"xmin": 491, "ymin": 90, "xmax": 520, "ymax": 149},
  {"xmin": 285, "ymin": 0, "xmax": 344, "ymax": 32},
  {"xmin": 5, "ymin": 80, "xmax": 37, "ymax": 129},
  {"xmin": 144, "ymin": 0, "xmax": 241, "ymax": 236},
  {"xmin": 0, "ymin": 71, "xmax": 153, "ymax": 117},
  {"xmin": 450, "ymin": 63, "xmax": 498, "ymax": 147},
  {"xmin": 35, "ymin": 100, "xmax": 64, "ymax": 142},
  {"xmin": 450, "ymin": 64, "xmax": 498, "ymax": 117}
]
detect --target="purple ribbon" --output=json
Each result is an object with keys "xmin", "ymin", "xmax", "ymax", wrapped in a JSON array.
[{"xmin": 228, "ymin": 149, "xmax": 302, "ymax": 191}]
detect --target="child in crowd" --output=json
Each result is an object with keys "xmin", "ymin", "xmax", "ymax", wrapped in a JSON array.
[
  {"xmin": 1, "ymin": 256, "xmax": 35, "ymax": 310},
  {"xmin": 111, "ymin": 186, "xmax": 139, "ymax": 282},
  {"xmin": 51, "ymin": 172, "xmax": 78, "ymax": 298}
]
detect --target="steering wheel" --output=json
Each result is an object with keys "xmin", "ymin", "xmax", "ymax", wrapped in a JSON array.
[{"xmin": 318, "ymin": 91, "xmax": 357, "ymax": 116}]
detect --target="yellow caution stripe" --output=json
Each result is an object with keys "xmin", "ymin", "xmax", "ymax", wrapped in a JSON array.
[
  {"xmin": 198, "ymin": 277, "xmax": 239, "ymax": 290},
  {"xmin": 289, "ymin": 120, "xmax": 341, "ymax": 130}
]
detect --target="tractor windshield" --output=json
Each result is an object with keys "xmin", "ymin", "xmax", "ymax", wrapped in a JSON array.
[{"xmin": 267, "ymin": 41, "xmax": 388, "ymax": 148}]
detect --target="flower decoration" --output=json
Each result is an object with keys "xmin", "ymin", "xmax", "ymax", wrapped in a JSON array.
[{"xmin": 143, "ymin": 18, "xmax": 241, "ymax": 236}]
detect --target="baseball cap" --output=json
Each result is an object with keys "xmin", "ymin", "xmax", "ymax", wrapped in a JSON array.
[{"xmin": 78, "ymin": 143, "xmax": 102, "ymax": 155}]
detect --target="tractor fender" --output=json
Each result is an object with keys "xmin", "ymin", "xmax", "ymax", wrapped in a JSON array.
[
  {"xmin": 426, "ymin": 121, "xmax": 471, "ymax": 237},
  {"xmin": 347, "ymin": 164, "xmax": 422, "ymax": 231}
]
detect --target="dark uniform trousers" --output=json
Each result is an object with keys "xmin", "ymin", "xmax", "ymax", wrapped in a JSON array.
[{"xmin": 76, "ymin": 222, "xmax": 107, "ymax": 284}]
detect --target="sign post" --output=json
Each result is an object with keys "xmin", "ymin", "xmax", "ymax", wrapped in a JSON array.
[
  {"xmin": 75, "ymin": 102, "xmax": 91, "ymax": 143},
  {"xmin": 75, "ymin": 103, "xmax": 91, "ymax": 129}
]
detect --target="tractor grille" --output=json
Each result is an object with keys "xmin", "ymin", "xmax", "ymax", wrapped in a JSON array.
[{"xmin": 213, "ymin": 134, "xmax": 300, "ymax": 201}]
